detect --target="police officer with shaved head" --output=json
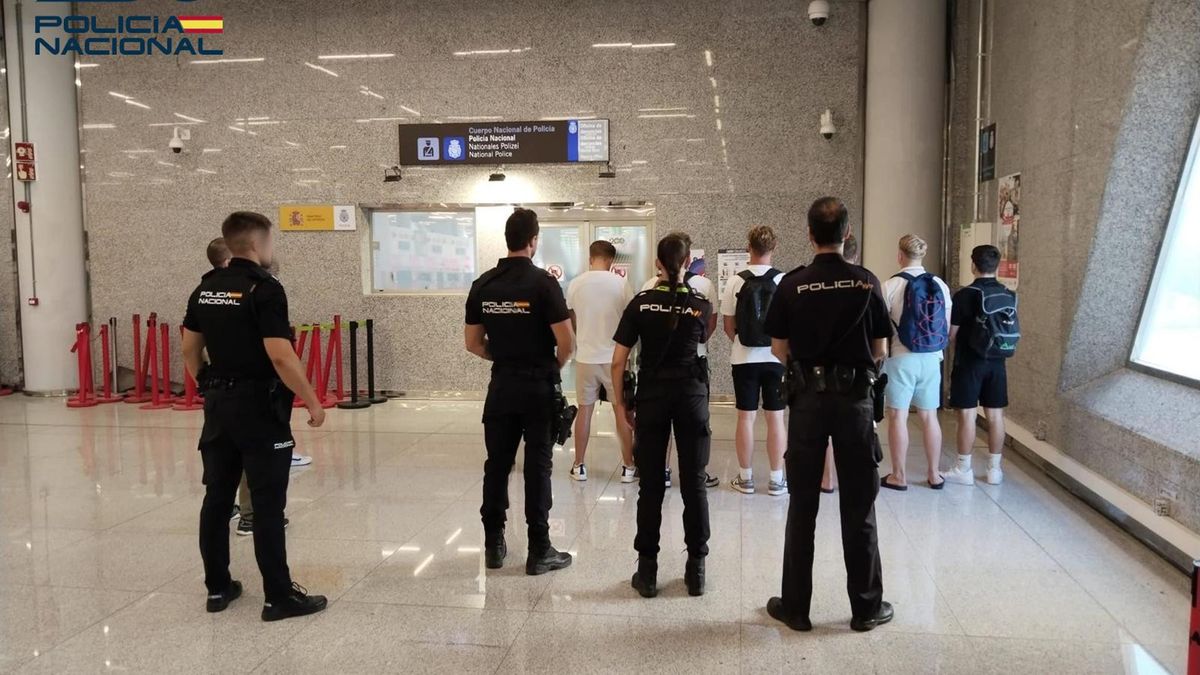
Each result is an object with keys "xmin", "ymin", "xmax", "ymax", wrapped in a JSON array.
[
  {"xmin": 763, "ymin": 197, "xmax": 895, "ymax": 633},
  {"xmin": 181, "ymin": 211, "xmax": 327, "ymax": 622},
  {"xmin": 464, "ymin": 207, "xmax": 576, "ymax": 576}
]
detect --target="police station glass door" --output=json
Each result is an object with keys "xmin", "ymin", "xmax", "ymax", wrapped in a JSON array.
[{"xmin": 533, "ymin": 221, "xmax": 653, "ymax": 395}]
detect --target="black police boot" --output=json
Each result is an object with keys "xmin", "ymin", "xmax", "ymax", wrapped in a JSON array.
[
  {"xmin": 485, "ymin": 531, "xmax": 507, "ymax": 570},
  {"xmin": 525, "ymin": 546, "xmax": 573, "ymax": 576},
  {"xmin": 261, "ymin": 583, "xmax": 328, "ymax": 622},
  {"xmin": 767, "ymin": 596, "xmax": 813, "ymax": 632},
  {"xmin": 205, "ymin": 580, "xmax": 242, "ymax": 613},
  {"xmin": 631, "ymin": 556, "xmax": 658, "ymax": 598},
  {"xmin": 850, "ymin": 601, "xmax": 894, "ymax": 632},
  {"xmin": 684, "ymin": 555, "xmax": 706, "ymax": 597}
]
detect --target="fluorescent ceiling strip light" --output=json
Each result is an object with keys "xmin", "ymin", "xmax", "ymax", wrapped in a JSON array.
[
  {"xmin": 317, "ymin": 53, "xmax": 394, "ymax": 60},
  {"xmin": 304, "ymin": 62, "xmax": 339, "ymax": 77},
  {"xmin": 189, "ymin": 58, "xmax": 265, "ymax": 64}
]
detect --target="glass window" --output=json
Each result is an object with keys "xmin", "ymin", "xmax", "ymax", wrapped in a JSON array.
[
  {"xmin": 370, "ymin": 210, "xmax": 477, "ymax": 293},
  {"xmin": 1132, "ymin": 115, "xmax": 1200, "ymax": 383}
]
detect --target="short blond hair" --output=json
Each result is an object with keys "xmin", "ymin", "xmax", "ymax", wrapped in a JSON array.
[
  {"xmin": 899, "ymin": 234, "xmax": 928, "ymax": 260},
  {"xmin": 748, "ymin": 225, "xmax": 777, "ymax": 256}
]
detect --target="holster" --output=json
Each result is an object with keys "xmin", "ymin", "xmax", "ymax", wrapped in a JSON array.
[
  {"xmin": 549, "ymin": 383, "xmax": 578, "ymax": 446},
  {"xmin": 788, "ymin": 362, "xmax": 883, "ymax": 422},
  {"xmin": 622, "ymin": 371, "xmax": 637, "ymax": 410}
]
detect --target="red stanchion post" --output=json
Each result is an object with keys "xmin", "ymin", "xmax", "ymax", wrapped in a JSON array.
[
  {"xmin": 67, "ymin": 323, "xmax": 98, "ymax": 408},
  {"xmin": 173, "ymin": 325, "xmax": 203, "ymax": 411},
  {"xmin": 124, "ymin": 314, "xmax": 149, "ymax": 403},
  {"xmin": 320, "ymin": 321, "xmax": 338, "ymax": 407},
  {"xmin": 332, "ymin": 315, "xmax": 344, "ymax": 401},
  {"xmin": 95, "ymin": 323, "xmax": 122, "ymax": 404},
  {"xmin": 139, "ymin": 317, "xmax": 171, "ymax": 410}
]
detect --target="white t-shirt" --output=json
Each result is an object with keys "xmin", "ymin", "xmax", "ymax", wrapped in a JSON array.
[
  {"xmin": 641, "ymin": 273, "xmax": 715, "ymax": 358},
  {"xmin": 881, "ymin": 265, "xmax": 953, "ymax": 359},
  {"xmin": 566, "ymin": 270, "xmax": 633, "ymax": 364},
  {"xmin": 720, "ymin": 264, "xmax": 784, "ymax": 365}
]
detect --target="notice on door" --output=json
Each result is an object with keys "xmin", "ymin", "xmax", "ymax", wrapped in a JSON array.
[{"xmin": 398, "ymin": 119, "xmax": 609, "ymax": 166}]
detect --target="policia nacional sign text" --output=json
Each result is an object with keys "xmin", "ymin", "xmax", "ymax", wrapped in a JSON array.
[{"xmin": 398, "ymin": 120, "xmax": 609, "ymax": 166}]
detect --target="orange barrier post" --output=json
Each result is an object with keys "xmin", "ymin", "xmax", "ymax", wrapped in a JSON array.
[
  {"xmin": 320, "ymin": 320, "xmax": 339, "ymax": 406},
  {"xmin": 95, "ymin": 323, "xmax": 122, "ymax": 404},
  {"xmin": 173, "ymin": 325, "xmax": 203, "ymax": 411},
  {"xmin": 139, "ymin": 317, "xmax": 171, "ymax": 410},
  {"xmin": 124, "ymin": 313, "xmax": 150, "ymax": 403},
  {"xmin": 67, "ymin": 323, "xmax": 98, "ymax": 408}
]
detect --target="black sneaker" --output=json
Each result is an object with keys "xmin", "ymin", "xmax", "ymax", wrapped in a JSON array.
[
  {"xmin": 704, "ymin": 473, "xmax": 719, "ymax": 489},
  {"xmin": 485, "ymin": 534, "xmax": 507, "ymax": 570},
  {"xmin": 685, "ymin": 556, "xmax": 705, "ymax": 596},
  {"xmin": 261, "ymin": 582, "xmax": 328, "ymax": 622},
  {"xmin": 525, "ymin": 546, "xmax": 572, "ymax": 576},
  {"xmin": 664, "ymin": 469, "xmax": 672, "ymax": 488},
  {"xmin": 767, "ymin": 596, "xmax": 812, "ymax": 631},
  {"xmin": 206, "ymin": 580, "xmax": 242, "ymax": 613},
  {"xmin": 850, "ymin": 601, "xmax": 894, "ymax": 632},
  {"xmin": 236, "ymin": 516, "xmax": 289, "ymax": 537}
]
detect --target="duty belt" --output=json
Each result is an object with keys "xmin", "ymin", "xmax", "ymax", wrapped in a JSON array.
[
  {"xmin": 787, "ymin": 362, "xmax": 875, "ymax": 398},
  {"xmin": 491, "ymin": 363, "xmax": 561, "ymax": 383},
  {"xmin": 201, "ymin": 374, "xmax": 280, "ymax": 391},
  {"xmin": 639, "ymin": 363, "xmax": 707, "ymax": 382}
]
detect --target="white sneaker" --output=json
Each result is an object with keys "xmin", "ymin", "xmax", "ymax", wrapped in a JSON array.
[
  {"xmin": 619, "ymin": 465, "xmax": 637, "ymax": 483},
  {"xmin": 986, "ymin": 466, "xmax": 1004, "ymax": 485},
  {"xmin": 942, "ymin": 465, "xmax": 976, "ymax": 486},
  {"xmin": 570, "ymin": 464, "xmax": 587, "ymax": 481},
  {"xmin": 291, "ymin": 454, "xmax": 312, "ymax": 468},
  {"xmin": 730, "ymin": 476, "xmax": 755, "ymax": 494},
  {"xmin": 767, "ymin": 479, "xmax": 788, "ymax": 496}
]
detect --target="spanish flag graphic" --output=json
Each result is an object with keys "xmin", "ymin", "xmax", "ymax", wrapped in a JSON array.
[{"xmin": 178, "ymin": 16, "xmax": 224, "ymax": 34}]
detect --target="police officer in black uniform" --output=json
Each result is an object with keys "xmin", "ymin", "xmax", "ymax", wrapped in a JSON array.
[
  {"xmin": 611, "ymin": 234, "xmax": 713, "ymax": 598},
  {"xmin": 181, "ymin": 211, "xmax": 327, "ymax": 621},
  {"xmin": 762, "ymin": 197, "xmax": 895, "ymax": 632},
  {"xmin": 464, "ymin": 208, "xmax": 575, "ymax": 575}
]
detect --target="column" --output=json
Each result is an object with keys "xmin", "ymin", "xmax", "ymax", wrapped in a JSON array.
[
  {"xmin": 862, "ymin": 0, "xmax": 947, "ymax": 276},
  {"xmin": 3, "ymin": 0, "xmax": 89, "ymax": 393}
]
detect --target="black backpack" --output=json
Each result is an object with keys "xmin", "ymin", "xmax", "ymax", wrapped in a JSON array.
[
  {"xmin": 734, "ymin": 268, "xmax": 781, "ymax": 347},
  {"xmin": 967, "ymin": 283, "xmax": 1021, "ymax": 359}
]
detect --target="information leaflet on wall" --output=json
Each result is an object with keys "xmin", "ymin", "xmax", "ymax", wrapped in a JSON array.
[
  {"xmin": 996, "ymin": 173, "xmax": 1020, "ymax": 290},
  {"xmin": 716, "ymin": 248, "xmax": 751, "ymax": 299},
  {"xmin": 398, "ymin": 119, "xmax": 609, "ymax": 165},
  {"xmin": 280, "ymin": 204, "xmax": 357, "ymax": 231}
]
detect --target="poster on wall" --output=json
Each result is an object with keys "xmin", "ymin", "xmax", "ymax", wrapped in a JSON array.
[
  {"xmin": 979, "ymin": 123, "xmax": 996, "ymax": 183},
  {"xmin": 996, "ymin": 173, "xmax": 1021, "ymax": 290},
  {"xmin": 717, "ymin": 248, "xmax": 751, "ymax": 298}
]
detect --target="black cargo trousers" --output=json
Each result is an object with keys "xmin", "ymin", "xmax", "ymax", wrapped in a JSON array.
[
  {"xmin": 778, "ymin": 384, "xmax": 884, "ymax": 622},
  {"xmin": 198, "ymin": 380, "xmax": 295, "ymax": 602},
  {"xmin": 480, "ymin": 367, "xmax": 558, "ymax": 554},
  {"xmin": 632, "ymin": 376, "xmax": 712, "ymax": 559}
]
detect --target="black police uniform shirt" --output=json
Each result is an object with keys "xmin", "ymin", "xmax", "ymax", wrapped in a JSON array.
[
  {"xmin": 182, "ymin": 257, "xmax": 293, "ymax": 381},
  {"xmin": 465, "ymin": 257, "xmax": 569, "ymax": 370},
  {"xmin": 613, "ymin": 284, "xmax": 712, "ymax": 375},
  {"xmin": 950, "ymin": 277, "xmax": 1008, "ymax": 364},
  {"xmin": 764, "ymin": 253, "xmax": 892, "ymax": 370}
]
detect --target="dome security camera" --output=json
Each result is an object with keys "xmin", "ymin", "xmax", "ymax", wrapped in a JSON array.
[
  {"xmin": 169, "ymin": 127, "xmax": 185, "ymax": 154},
  {"xmin": 819, "ymin": 109, "xmax": 836, "ymax": 140},
  {"xmin": 808, "ymin": 0, "xmax": 830, "ymax": 26}
]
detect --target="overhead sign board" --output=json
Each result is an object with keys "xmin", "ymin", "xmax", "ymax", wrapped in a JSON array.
[{"xmin": 398, "ymin": 119, "xmax": 609, "ymax": 166}]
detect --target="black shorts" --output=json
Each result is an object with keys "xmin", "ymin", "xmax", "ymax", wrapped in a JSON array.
[
  {"xmin": 949, "ymin": 357, "xmax": 1008, "ymax": 409},
  {"xmin": 731, "ymin": 362, "xmax": 786, "ymax": 412}
]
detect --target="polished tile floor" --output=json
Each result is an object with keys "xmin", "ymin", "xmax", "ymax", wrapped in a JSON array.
[{"xmin": 0, "ymin": 396, "xmax": 1188, "ymax": 674}]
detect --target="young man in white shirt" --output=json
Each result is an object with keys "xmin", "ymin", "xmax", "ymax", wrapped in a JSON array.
[
  {"xmin": 721, "ymin": 226, "xmax": 787, "ymax": 495},
  {"xmin": 640, "ymin": 231, "xmax": 719, "ymax": 488},
  {"xmin": 880, "ymin": 234, "xmax": 951, "ymax": 490},
  {"xmin": 567, "ymin": 241, "xmax": 636, "ymax": 482}
]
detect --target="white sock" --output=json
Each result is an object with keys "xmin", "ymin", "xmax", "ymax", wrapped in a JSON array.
[
  {"xmin": 739, "ymin": 467, "xmax": 753, "ymax": 481},
  {"xmin": 988, "ymin": 453, "xmax": 1003, "ymax": 469},
  {"xmin": 770, "ymin": 469, "xmax": 785, "ymax": 484},
  {"xmin": 956, "ymin": 454, "xmax": 972, "ymax": 470}
]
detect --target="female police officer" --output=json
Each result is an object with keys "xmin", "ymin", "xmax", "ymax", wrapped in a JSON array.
[{"xmin": 611, "ymin": 234, "xmax": 713, "ymax": 598}]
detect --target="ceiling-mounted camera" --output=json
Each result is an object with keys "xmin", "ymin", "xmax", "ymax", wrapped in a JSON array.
[{"xmin": 808, "ymin": 0, "xmax": 830, "ymax": 26}]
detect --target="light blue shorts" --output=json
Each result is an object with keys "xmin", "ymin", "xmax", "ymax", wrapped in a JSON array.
[{"xmin": 884, "ymin": 352, "xmax": 943, "ymax": 411}]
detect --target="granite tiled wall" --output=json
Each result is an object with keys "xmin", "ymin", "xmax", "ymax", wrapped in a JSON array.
[
  {"xmin": 0, "ymin": 41, "xmax": 18, "ymax": 385},
  {"xmin": 77, "ymin": 0, "xmax": 867, "ymax": 395},
  {"xmin": 948, "ymin": 0, "xmax": 1200, "ymax": 530}
]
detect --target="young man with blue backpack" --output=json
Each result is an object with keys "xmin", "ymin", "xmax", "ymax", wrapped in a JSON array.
[
  {"xmin": 880, "ymin": 235, "xmax": 951, "ymax": 491},
  {"xmin": 944, "ymin": 245, "xmax": 1020, "ymax": 486}
]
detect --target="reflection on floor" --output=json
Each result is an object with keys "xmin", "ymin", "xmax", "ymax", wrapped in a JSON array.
[{"xmin": 0, "ymin": 397, "xmax": 1187, "ymax": 674}]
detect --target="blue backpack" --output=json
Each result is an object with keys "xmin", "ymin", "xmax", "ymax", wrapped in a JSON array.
[{"xmin": 892, "ymin": 272, "xmax": 949, "ymax": 353}]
